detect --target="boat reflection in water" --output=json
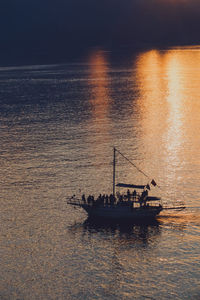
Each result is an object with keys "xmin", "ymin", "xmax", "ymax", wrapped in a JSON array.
[
  {"xmin": 67, "ymin": 216, "xmax": 162, "ymax": 299},
  {"xmin": 84, "ymin": 216, "xmax": 161, "ymax": 233},
  {"xmin": 69, "ymin": 216, "xmax": 162, "ymax": 249}
]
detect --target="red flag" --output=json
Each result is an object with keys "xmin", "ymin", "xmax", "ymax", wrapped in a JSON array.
[{"xmin": 151, "ymin": 179, "xmax": 157, "ymax": 186}]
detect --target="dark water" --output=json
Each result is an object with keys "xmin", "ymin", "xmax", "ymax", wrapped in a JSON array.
[{"xmin": 0, "ymin": 46, "xmax": 200, "ymax": 299}]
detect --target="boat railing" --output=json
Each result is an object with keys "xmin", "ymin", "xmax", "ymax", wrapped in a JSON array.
[
  {"xmin": 67, "ymin": 195, "xmax": 162, "ymax": 209},
  {"xmin": 67, "ymin": 196, "xmax": 83, "ymax": 206}
]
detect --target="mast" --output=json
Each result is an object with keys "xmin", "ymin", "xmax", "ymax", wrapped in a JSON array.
[{"xmin": 113, "ymin": 147, "xmax": 116, "ymax": 196}]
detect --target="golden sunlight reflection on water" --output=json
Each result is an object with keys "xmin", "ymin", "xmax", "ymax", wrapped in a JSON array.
[
  {"xmin": 83, "ymin": 47, "xmax": 200, "ymax": 206},
  {"xmin": 72, "ymin": 46, "xmax": 200, "ymax": 208},
  {"xmin": 88, "ymin": 50, "xmax": 111, "ymax": 150},
  {"xmin": 1, "ymin": 46, "xmax": 200, "ymax": 300},
  {"xmin": 133, "ymin": 47, "xmax": 200, "ymax": 206}
]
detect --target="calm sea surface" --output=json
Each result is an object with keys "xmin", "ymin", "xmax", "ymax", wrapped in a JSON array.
[{"xmin": 0, "ymin": 46, "xmax": 200, "ymax": 299}]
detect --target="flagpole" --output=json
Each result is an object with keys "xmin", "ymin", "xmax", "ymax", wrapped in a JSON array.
[{"xmin": 113, "ymin": 147, "xmax": 116, "ymax": 197}]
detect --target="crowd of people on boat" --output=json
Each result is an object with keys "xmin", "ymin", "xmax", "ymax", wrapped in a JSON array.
[
  {"xmin": 81, "ymin": 189, "xmax": 149, "ymax": 207},
  {"xmin": 82, "ymin": 193, "xmax": 117, "ymax": 206}
]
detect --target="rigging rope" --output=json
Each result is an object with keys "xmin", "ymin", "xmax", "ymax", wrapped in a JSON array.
[{"xmin": 115, "ymin": 147, "xmax": 160, "ymax": 188}]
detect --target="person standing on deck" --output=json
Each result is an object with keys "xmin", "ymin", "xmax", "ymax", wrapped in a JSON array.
[{"xmin": 82, "ymin": 194, "xmax": 86, "ymax": 203}]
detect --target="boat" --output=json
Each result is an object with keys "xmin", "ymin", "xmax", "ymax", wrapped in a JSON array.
[{"xmin": 67, "ymin": 148, "xmax": 185, "ymax": 221}]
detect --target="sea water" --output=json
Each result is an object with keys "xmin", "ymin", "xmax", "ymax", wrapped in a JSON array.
[{"xmin": 0, "ymin": 46, "xmax": 200, "ymax": 299}]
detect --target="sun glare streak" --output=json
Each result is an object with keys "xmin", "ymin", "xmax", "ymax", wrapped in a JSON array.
[
  {"xmin": 134, "ymin": 49, "xmax": 183, "ymax": 199},
  {"xmin": 165, "ymin": 53, "xmax": 183, "ymax": 158},
  {"xmin": 85, "ymin": 49, "xmax": 112, "ymax": 194},
  {"xmin": 134, "ymin": 46, "xmax": 200, "ymax": 202},
  {"xmin": 88, "ymin": 50, "xmax": 110, "ymax": 121},
  {"xmin": 164, "ymin": 48, "xmax": 200, "ymax": 173},
  {"xmin": 134, "ymin": 50, "xmax": 167, "ymax": 161}
]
